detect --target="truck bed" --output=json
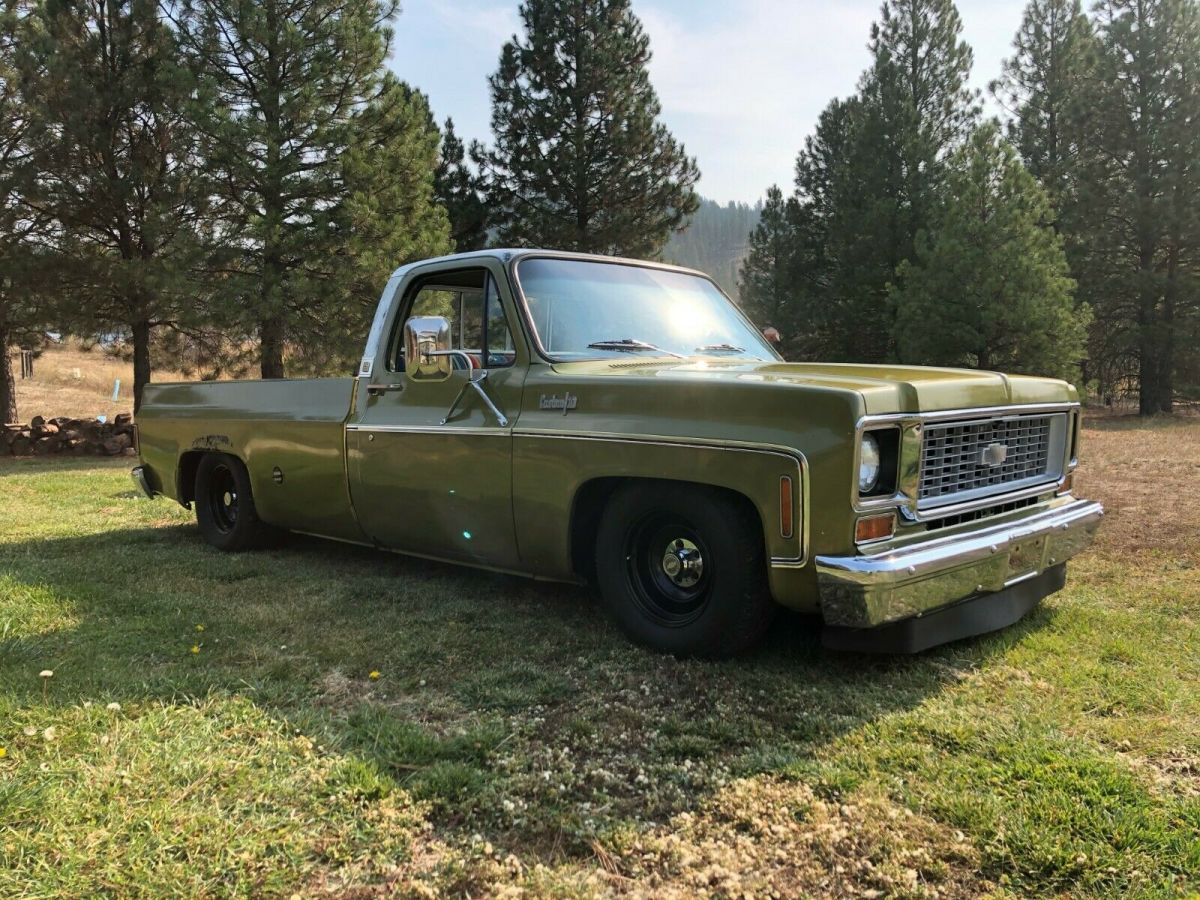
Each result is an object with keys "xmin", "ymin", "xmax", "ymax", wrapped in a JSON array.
[{"xmin": 137, "ymin": 378, "xmax": 363, "ymax": 541}]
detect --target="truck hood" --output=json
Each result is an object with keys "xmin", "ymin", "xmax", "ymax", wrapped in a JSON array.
[{"xmin": 551, "ymin": 358, "xmax": 1077, "ymax": 414}]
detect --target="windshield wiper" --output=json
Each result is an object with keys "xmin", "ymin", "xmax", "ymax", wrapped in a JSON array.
[
  {"xmin": 694, "ymin": 343, "xmax": 746, "ymax": 354},
  {"xmin": 587, "ymin": 338, "xmax": 685, "ymax": 359}
]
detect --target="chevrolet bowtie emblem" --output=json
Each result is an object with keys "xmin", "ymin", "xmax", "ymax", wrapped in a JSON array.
[{"xmin": 979, "ymin": 442, "xmax": 1008, "ymax": 467}]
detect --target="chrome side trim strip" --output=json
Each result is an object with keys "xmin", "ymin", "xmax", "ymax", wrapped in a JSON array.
[
  {"xmin": 515, "ymin": 427, "xmax": 803, "ymax": 458},
  {"xmin": 769, "ymin": 557, "xmax": 810, "ymax": 570},
  {"xmin": 515, "ymin": 428, "xmax": 809, "ymax": 565},
  {"xmin": 346, "ymin": 424, "xmax": 509, "ymax": 437}
]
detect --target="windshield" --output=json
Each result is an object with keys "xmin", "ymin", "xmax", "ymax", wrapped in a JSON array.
[{"xmin": 515, "ymin": 257, "xmax": 778, "ymax": 361}]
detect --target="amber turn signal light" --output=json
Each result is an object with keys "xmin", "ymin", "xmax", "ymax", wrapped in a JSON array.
[
  {"xmin": 779, "ymin": 476, "xmax": 794, "ymax": 539},
  {"xmin": 855, "ymin": 513, "xmax": 895, "ymax": 543}
]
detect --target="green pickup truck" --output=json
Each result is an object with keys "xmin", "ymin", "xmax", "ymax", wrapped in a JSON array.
[{"xmin": 132, "ymin": 250, "xmax": 1103, "ymax": 656}]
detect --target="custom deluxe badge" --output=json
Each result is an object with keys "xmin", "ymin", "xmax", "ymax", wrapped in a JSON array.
[{"xmin": 539, "ymin": 392, "xmax": 578, "ymax": 414}]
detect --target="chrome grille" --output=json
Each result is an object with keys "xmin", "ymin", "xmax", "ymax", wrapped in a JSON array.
[{"xmin": 919, "ymin": 415, "xmax": 1056, "ymax": 502}]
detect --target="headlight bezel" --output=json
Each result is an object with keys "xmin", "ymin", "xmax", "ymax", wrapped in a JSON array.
[{"xmin": 855, "ymin": 425, "xmax": 902, "ymax": 502}]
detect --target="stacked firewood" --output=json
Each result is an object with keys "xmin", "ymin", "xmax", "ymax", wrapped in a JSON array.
[{"xmin": 2, "ymin": 414, "xmax": 137, "ymax": 457}]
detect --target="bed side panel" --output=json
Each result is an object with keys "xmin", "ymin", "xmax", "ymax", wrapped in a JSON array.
[{"xmin": 137, "ymin": 378, "xmax": 363, "ymax": 542}]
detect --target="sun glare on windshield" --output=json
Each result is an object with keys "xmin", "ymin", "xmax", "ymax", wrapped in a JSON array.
[{"xmin": 516, "ymin": 257, "xmax": 776, "ymax": 362}]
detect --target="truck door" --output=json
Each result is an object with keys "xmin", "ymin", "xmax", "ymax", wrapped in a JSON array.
[{"xmin": 347, "ymin": 263, "xmax": 526, "ymax": 569}]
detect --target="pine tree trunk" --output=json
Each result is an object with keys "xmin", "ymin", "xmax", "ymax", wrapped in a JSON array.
[
  {"xmin": 260, "ymin": 315, "xmax": 285, "ymax": 379},
  {"xmin": 0, "ymin": 323, "xmax": 16, "ymax": 424},
  {"xmin": 259, "ymin": 235, "xmax": 286, "ymax": 379},
  {"xmin": 131, "ymin": 319, "xmax": 152, "ymax": 414},
  {"xmin": 1156, "ymin": 243, "xmax": 1178, "ymax": 414},
  {"xmin": 1135, "ymin": 220, "xmax": 1163, "ymax": 414},
  {"xmin": 1137, "ymin": 314, "xmax": 1159, "ymax": 417}
]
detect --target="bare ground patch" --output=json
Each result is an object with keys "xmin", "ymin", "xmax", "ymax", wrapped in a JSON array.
[{"xmin": 1074, "ymin": 414, "xmax": 1200, "ymax": 560}]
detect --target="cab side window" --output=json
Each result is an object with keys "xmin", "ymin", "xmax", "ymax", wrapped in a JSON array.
[{"xmin": 389, "ymin": 269, "xmax": 516, "ymax": 371}]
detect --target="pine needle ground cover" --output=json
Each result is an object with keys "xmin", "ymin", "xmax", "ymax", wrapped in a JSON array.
[{"xmin": 1, "ymin": 416, "xmax": 1197, "ymax": 897}]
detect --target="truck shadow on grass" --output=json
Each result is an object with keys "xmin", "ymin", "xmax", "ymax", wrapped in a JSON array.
[{"xmin": 0, "ymin": 520, "xmax": 1058, "ymax": 861}]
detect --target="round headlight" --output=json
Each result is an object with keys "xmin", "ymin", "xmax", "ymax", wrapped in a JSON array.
[{"xmin": 859, "ymin": 433, "xmax": 881, "ymax": 493}]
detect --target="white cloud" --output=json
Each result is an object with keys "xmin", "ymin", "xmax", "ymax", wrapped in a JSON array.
[
  {"xmin": 638, "ymin": 0, "xmax": 1025, "ymax": 203},
  {"xmin": 641, "ymin": 2, "xmax": 873, "ymax": 123},
  {"xmin": 638, "ymin": 1, "xmax": 876, "ymax": 202}
]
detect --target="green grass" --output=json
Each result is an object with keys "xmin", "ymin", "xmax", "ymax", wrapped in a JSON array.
[{"xmin": 1, "ymin": 441, "xmax": 1199, "ymax": 897}]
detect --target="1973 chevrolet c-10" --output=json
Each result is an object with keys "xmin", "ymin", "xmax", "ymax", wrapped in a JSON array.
[{"xmin": 132, "ymin": 249, "xmax": 1104, "ymax": 656}]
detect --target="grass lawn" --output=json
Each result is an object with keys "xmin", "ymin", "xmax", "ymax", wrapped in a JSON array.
[{"xmin": 1, "ymin": 416, "xmax": 1198, "ymax": 897}]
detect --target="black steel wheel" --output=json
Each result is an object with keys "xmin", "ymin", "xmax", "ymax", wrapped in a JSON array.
[
  {"xmin": 205, "ymin": 461, "xmax": 240, "ymax": 534},
  {"xmin": 595, "ymin": 481, "xmax": 775, "ymax": 657},
  {"xmin": 194, "ymin": 453, "xmax": 273, "ymax": 552},
  {"xmin": 624, "ymin": 516, "xmax": 712, "ymax": 628}
]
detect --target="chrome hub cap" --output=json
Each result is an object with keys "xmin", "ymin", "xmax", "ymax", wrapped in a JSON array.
[{"xmin": 661, "ymin": 538, "xmax": 704, "ymax": 588}]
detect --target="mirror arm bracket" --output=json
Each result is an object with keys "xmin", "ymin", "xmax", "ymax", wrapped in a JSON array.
[
  {"xmin": 426, "ymin": 350, "xmax": 509, "ymax": 427},
  {"xmin": 439, "ymin": 372, "xmax": 509, "ymax": 427}
]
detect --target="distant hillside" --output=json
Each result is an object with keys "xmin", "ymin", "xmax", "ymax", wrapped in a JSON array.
[{"xmin": 664, "ymin": 197, "xmax": 761, "ymax": 300}]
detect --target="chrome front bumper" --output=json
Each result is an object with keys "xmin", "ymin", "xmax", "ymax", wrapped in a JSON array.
[{"xmin": 816, "ymin": 498, "xmax": 1104, "ymax": 629}]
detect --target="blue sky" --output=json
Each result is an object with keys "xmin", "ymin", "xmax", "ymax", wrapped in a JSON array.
[{"xmin": 388, "ymin": 1, "xmax": 1024, "ymax": 205}]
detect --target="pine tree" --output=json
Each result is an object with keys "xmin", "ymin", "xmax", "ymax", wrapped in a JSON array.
[
  {"xmin": 738, "ymin": 186, "xmax": 798, "ymax": 353},
  {"xmin": 991, "ymin": 0, "xmax": 1094, "ymax": 218},
  {"xmin": 173, "ymin": 0, "xmax": 449, "ymax": 378},
  {"xmin": 865, "ymin": 0, "xmax": 978, "ymax": 234},
  {"xmin": 0, "ymin": 0, "xmax": 43, "ymax": 423},
  {"xmin": 1076, "ymin": 0, "xmax": 1200, "ymax": 411},
  {"xmin": 476, "ymin": 0, "xmax": 699, "ymax": 257},
  {"xmin": 330, "ymin": 77, "xmax": 450, "ymax": 372},
  {"xmin": 27, "ymin": 0, "xmax": 201, "ymax": 411},
  {"xmin": 790, "ymin": 95, "xmax": 864, "ymax": 359},
  {"xmin": 893, "ymin": 124, "xmax": 1087, "ymax": 379},
  {"xmin": 817, "ymin": 0, "xmax": 978, "ymax": 361},
  {"xmin": 434, "ymin": 118, "xmax": 488, "ymax": 252}
]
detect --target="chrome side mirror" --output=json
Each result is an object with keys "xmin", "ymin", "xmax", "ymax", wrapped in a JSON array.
[{"xmin": 403, "ymin": 315, "xmax": 453, "ymax": 380}]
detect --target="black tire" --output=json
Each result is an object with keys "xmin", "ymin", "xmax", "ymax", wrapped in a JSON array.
[
  {"xmin": 594, "ymin": 481, "xmax": 776, "ymax": 657},
  {"xmin": 194, "ymin": 453, "xmax": 273, "ymax": 552}
]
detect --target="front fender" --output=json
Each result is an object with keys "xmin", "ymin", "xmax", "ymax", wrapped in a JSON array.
[{"xmin": 513, "ymin": 429, "xmax": 808, "ymax": 582}]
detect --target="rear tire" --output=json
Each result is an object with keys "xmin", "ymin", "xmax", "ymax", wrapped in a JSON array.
[
  {"xmin": 194, "ymin": 453, "xmax": 273, "ymax": 552},
  {"xmin": 594, "ymin": 481, "xmax": 775, "ymax": 657}
]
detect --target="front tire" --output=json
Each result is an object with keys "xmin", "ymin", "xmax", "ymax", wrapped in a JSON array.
[
  {"xmin": 194, "ymin": 453, "xmax": 273, "ymax": 552},
  {"xmin": 595, "ymin": 482, "xmax": 775, "ymax": 657}
]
